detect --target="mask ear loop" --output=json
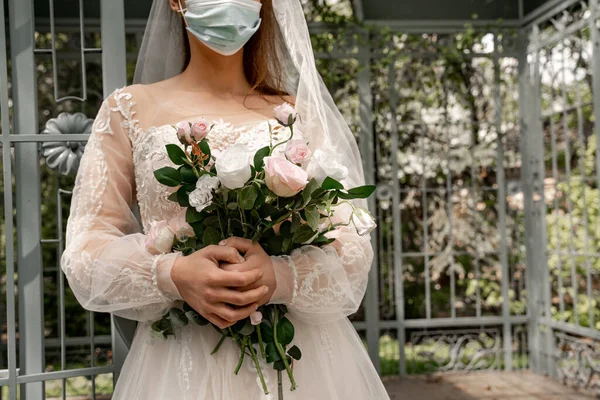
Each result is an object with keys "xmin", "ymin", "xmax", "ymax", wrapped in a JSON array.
[{"xmin": 177, "ymin": 0, "xmax": 189, "ymax": 27}]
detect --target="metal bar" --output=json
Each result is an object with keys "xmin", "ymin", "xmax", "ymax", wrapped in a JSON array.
[
  {"xmin": 9, "ymin": 0, "xmax": 45, "ymax": 397},
  {"xmin": 442, "ymin": 77, "xmax": 456, "ymax": 321},
  {"xmin": 1, "ymin": 133, "xmax": 90, "ymax": 142},
  {"xmin": 523, "ymin": 0, "xmax": 581, "ymax": 28},
  {"xmin": 422, "ymin": 128, "xmax": 431, "ymax": 320},
  {"xmin": 357, "ymin": 33, "xmax": 381, "ymax": 373},
  {"xmin": 543, "ymin": 319, "xmax": 600, "ymax": 341},
  {"xmin": 494, "ymin": 34, "xmax": 513, "ymax": 372},
  {"xmin": 560, "ymin": 46, "xmax": 580, "ymax": 326},
  {"xmin": 0, "ymin": 366, "xmax": 114, "ymax": 385},
  {"xmin": 574, "ymin": 77, "xmax": 594, "ymax": 330},
  {"xmin": 589, "ymin": 0, "xmax": 600, "ymax": 333},
  {"xmin": 531, "ymin": 18, "xmax": 590, "ymax": 51},
  {"xmin": 352, "ymin": 315, "xmax": 529, "ymax": 330},
  {"xmin": 0, "ymin": 0, "xmax": 16, "ymax": 396},
  {"xmin": 519, "ymin": 26, "xmax": 553, "ymax": 375},
  {"xmin": 549, "ymin": 105, "xmax": 565, "ymax": 321},
  {"xmin": 100, "ymin": 0, "xmax": 131, "ymax": 386},
  {"xmin": 388, "ymin": 64, "xmax": 406, "ymax": 376},
  {"xmin": 57, "ymin": 189, "xmax": 67, "ymax": 399}
]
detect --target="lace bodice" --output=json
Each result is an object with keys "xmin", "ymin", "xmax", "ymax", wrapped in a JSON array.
[
  {"xmin": 112, "ymin": 89, "xmax": 292, "ymax": 232},
  {"xmin": 60, "ymin": 87, "xmax": 373, "ymax": 325}
]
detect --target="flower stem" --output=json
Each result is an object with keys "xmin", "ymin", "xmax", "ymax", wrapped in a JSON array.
[
  {"xmin": 234, "ymin": 337, "xmax": 248, "ymax": 375},
  {"xmin": 256, "ymin": 324, "xmax": 266, "ymax": 359},
  {"xmin": 248, "ymin": 340, "xmax": 269, "ymax": 394},
  {"xmin": 270, "ymin": 125, "xmax": 295, "ymax": 155},
  {"xmin": 273, "ymin": 309, "xmax": 297, "ymax": 391},
  {"xmin": 211, "ymin": 334, "xmax": 227, "ymax": 355}
]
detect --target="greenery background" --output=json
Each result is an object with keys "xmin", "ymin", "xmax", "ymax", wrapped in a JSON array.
[{"xmin": 0, "ymin": 0, "xmax": 599, "ymax": 397}]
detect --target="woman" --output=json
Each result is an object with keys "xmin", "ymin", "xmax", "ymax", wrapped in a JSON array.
[{"xmin": 61, "ymin": 0, "xmax": 390, "ymax": 398}]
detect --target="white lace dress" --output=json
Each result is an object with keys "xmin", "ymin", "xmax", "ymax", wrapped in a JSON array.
[{"xmin": 61, "ymin": 87, "xmax": 390, "ymax": 400}]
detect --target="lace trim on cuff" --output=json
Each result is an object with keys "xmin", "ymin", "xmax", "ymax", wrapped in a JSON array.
[
  {"xmin": 281, "ymin": 255, "xmax": 298, "ymax": 306},
  {"xmin": 150, "ymin": 254, "xmax": 178, "ymax": 301}
]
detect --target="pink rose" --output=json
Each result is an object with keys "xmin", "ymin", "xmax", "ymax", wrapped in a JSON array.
[
  {"xmin": 191, "ymin": 118, "xmax": 210, "ymax": 141},
  {"xmin": 146, "ymin": 220, "xmax": 175, "ymax": 255},
  {"xmin": 250, "ymin": 311, "xmax": 263, "ymax": 326},
  {"xmin": 285, "ymin": 139, "xmax": 312, "ymax": 166},
  {"xmin": 274, "ymin": 103, "xmax": 297, "ymax": 126},
  {"xmin": 168, "ymin": 209, "xmax": 195, "ymax": 241},
  {"xmin": 264, "ymin": 156, "xmax": 308, "ymax": 198},
  {"xmin": 176, "ymin": 121, "xmax": 193, "ymax": 145}
]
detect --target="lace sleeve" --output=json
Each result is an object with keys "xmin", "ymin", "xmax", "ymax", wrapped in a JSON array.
[
  {"xmin": 268, "ymin": 202, "xmax": 373, "ymax": 325},
  {"xmin": 60, "ymin": 89, "xmax": 183, "ymax": 322}
]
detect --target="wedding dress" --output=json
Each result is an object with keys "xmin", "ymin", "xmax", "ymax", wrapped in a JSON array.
[{"xmin": 60, "ymin": 84, "xmax": 391, "ymax": 399}]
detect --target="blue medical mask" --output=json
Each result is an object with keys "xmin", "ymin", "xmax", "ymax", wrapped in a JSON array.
[{"xmin": 178, "ymin": 0, "xmax": 262, "ymax": 56}]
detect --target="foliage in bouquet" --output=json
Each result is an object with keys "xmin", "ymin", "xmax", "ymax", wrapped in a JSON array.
[{"xmin": 147, "ymin": 105, "xmax": 376, "ymax": 395}]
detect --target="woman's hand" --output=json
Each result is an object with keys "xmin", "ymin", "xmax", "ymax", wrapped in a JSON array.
[
  {"xmin": 170, "ymin": 245, "xmax": 269, "ymax": 329},
  {"xmin": 218, "ymin": 237, "xmax": 277, "ymax": 306}
]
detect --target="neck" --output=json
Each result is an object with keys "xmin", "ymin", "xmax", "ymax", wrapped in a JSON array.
[{"xmin": 178, "ymin": 34, "xmax": 252, "ymax": 96}]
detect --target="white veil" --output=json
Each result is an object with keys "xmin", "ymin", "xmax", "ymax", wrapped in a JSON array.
[{"xmin": 134, "ymin": 0, "xmax": 368, "ymax": 203}]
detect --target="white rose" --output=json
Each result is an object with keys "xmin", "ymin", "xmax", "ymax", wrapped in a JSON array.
[
  {"xmin": 352, "ymin": 208, "xmax": 377, "ymax": 236},
  {"xmin": 151, "ymin": 224, "xmax": 175, "ymax": 254},
  {"xmin": 189, "ymin": 174, "xmax": 220, "ymax": 213},
  {"xmin": 306, "ymin": 149, "xmax": 349, "ymax": 184},
  {"xmin": 215, "ymin": 143, "xmax": 253, "ymax": 189}
]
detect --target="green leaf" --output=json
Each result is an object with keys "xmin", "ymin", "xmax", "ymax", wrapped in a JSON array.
[
  {"xmin": 338, "ymin": 185, "xmax": 377, "ymax": 200},
  {"xmin": 292, "ymin": 225, "xmax": 317, "ymax": 244},
  {"xmin": 280, "ymin": 220, "xmax": 292, "ymax": 237},
  {"xmin": 177, "ymin": 186, "xmax": 190, "ymax": 207},
  {"xmin": 199, "ymin": 140, "xmax": 211, "ymax": 161},
  {"xmin": 240, "ymin": 185, "xmax": 259, "ymax": 210},
  {"xmin": 321, "ymin": 176, "xmax": 344, "ymax": 190},
  {"xmin": 154, "ymin": 167, "xmax": 182, "ymax": 187},
  {"xmin": 166, "ymin": 144, "xmax": 188, "ymax": 165},
  {"xmin": 238, "ymin": 320, "xmax": 255, "ymax": 336},
  {"xmin": 167, "ymin": 191, "xmax": 179, "ymax": 203},
  {"xmin": 265, "ymin": 343, "xmax": 281, "ymax": 363},
  {"xmin": 288, "ymin": 345, "xmax": 302, "ymax": 360},
  {"xmin": 169, "ymin": 308, "xmax": 188, "ymax": 328},
  {"xmin": 203, "ymin": 215, "xmax": 220, "ymax": 229},
  {"xmin": 265, "ymin": 235, "xmax": 285, "ymax": 256},
  {"xmin": 180, "ymin": 165, "xmax": 197, "ymax": 183},
  {"xmin": 276, "ymin": 317, "xmax": 295, "ymax": 346},
  {"xmin": 302, "ymin": 178, "xmax": 320, "ymax": 206},
  {"xmin": 273, "ymin": 356, "xmax": 292, "ymax": 371},
  {"xmin": 227, "ymin": 202, "xmax": 239, "ymax": 210},
  {"xmin": 260, "ymin": 321, "xmax": 274, "ymax": 343},
  {"xmin": 253, "ymin": 146, "xmax": 271, "ymax": 170},
  {"xmin": 186, "ymin": 208, "xmax": 204, "ymax": 224},
  {"xmin": 305, "ymin": 206, "xmax": 319, "ymax": 231},
  {"xmin": 202, "ymin": 226, "xmax": 222, "ymax": 246}
]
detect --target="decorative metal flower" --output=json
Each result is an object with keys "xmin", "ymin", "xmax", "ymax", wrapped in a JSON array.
[{"xmin": 41, "ymin": 112, "xmax": 93, "ymax": 176}]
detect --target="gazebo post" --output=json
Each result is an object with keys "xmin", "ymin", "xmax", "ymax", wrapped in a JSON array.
[{"xmin": 518, "ymin": 25, "xmax": 555, "ymax": 377}]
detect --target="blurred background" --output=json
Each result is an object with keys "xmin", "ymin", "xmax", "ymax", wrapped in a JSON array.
[{"xmin": 0, "ymin": 0, "xmax": 599, "ymax": 398}]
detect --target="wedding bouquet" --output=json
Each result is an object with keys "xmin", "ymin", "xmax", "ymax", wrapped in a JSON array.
[{"xmin": 147, "ymin": 104, "xmax": 376, "ymax": 396}]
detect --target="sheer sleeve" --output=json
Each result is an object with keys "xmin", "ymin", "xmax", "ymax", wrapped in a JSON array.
[
  {"xmin": 268, "ymin": 202, "xmax": 373, "ymax": 325},
  {"xmin": 60, "ymin": 89, "xmax": 183, "ymax": 322}
]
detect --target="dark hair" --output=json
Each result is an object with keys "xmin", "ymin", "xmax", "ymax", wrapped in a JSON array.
[{"xmin": 181, "ymin": 0, "xmax": 288, "ymax": 98}]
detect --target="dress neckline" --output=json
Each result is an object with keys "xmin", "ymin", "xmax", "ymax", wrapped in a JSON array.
[{"xmin": 140, "ymin": 117, "xmax": 280, "ymax": 138}]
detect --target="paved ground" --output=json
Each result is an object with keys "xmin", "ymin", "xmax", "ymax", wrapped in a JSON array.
[{"xmin": 384, "ymin": 372, "xmax": 597, "ymax": 400}]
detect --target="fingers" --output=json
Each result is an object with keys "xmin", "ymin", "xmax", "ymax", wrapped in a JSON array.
[
  {"xmin": 210, "ymin": 268, "xmax": 263, "ymax": 287},
  {"xmin": 202, "ymin": 245, "xmax": 245, "ymax": 264},
  {"xmin": 211, "ymin": 302, "xmax": 259, "ymax": 323},
  {"xmin": 205, "ymin": 313, "xmax": 234, "ymax": 329},
  {"xmin": 215, "ymin": 286, "xmax": 269, "ymax": 306},
  {"xmin": 219, "ymin": 237, "xmax": 254, "ymax": 253}
]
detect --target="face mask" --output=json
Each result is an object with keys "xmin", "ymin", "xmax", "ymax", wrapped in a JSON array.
[{"xmin": 178, "ymin": 0, "xmax": 262, "ymax": 56}]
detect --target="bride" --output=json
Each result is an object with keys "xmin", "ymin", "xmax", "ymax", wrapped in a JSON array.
[{"xmin": 61, "ymin": 0, "xmax": 390, "ymax": 398}]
